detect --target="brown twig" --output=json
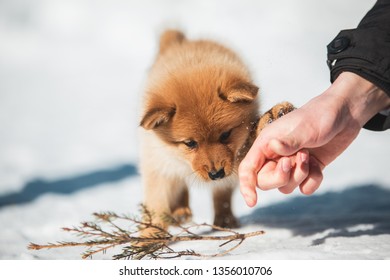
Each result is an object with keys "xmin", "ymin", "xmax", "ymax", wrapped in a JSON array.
[{"xmin": 28, "ymin": 206, "xmax": 265, "ymax": 260}]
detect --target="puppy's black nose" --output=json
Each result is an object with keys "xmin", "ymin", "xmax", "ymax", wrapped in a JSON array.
[{"xmin": 208, "ymin": 168, "xmax": 225, "ymax": 180}]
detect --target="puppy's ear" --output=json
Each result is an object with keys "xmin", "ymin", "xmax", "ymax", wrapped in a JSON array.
[
  {"xmin": 219, "ymin": 81, "xmax": 259, "ymax": 103},
  {"xmin": 140, "ymin": 106, "xmax": 176, "ymax": 130},
  {"xmin": 159, "ymin": 30, "xmax": 185, "ymax": 54}
]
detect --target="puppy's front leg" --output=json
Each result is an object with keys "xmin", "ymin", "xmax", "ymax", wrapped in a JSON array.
[
  {"xmin": 142, "ymin": 175, "xmax": 192, "ymax": 238},
  {"xmin": 213, "ymin": 186, "xmax": 239, "ymax": 228},
  {"xmin": 169, "ymin": 184, "xmax": 192, "ymax": 224},
  {"xmin": 257, "ymin": 101, "xmax": 295, "ymax": 134}
]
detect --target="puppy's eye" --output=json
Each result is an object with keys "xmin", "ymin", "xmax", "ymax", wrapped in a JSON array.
[
  {"xmin": 220, "ymin": 130, "xmax": 232, "ymax": 144},
  {"xmin": 183, "ymin": 140, "xmax": 198, "ymax": 149}
]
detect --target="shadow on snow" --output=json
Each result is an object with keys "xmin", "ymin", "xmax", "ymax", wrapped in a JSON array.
[
  {"xmin": 0, "ymin": 164, "xmax": 138, "ymax": 208},
  {"xmin": 240, "ymin": 184, "xmax": 390, "ymax": 245}
]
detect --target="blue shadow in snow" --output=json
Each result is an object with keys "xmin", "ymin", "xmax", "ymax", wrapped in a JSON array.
[
  {"xmin": 0, "ymin": 164, "xmax": 138, "ymax": 208},
  {"xmin": 240, "ymin": 184, "xmax": 390, "ymax": 245}
]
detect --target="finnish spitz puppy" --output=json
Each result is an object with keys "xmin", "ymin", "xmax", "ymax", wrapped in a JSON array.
[{"xmin": 139, "ymin": 30, "xmax": 293, "ymax": 234}]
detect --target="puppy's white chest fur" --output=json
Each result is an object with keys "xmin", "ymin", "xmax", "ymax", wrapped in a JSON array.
[{"xmin": 140, "ymin": 129, "xmax": 191, "ymax": 176}]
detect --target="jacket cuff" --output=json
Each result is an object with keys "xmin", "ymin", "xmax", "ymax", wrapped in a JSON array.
[{"xmin": 327, "ymin": 28, "xmax": 390, "ymax": 131}]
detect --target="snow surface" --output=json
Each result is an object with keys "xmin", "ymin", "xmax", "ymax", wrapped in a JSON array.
[{"xmin": 1, "ymin": 0, "xmax": 390, "ymax": 260}]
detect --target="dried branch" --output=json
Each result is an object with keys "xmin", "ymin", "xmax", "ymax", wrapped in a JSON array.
[{"xmin": 28, "ymin": 205, "xmax": 265, "ymax": 260}]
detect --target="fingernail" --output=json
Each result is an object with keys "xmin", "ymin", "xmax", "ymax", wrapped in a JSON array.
[
  {"xmin": 300, "ymin": 152, "xmax": 309, "ymax": 164},
  {"xmin": 282, "ymin": 158, "xmax": 291, "ymax": 173}
]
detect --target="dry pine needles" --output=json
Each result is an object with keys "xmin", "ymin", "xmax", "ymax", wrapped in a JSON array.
[{"xmin": 28, "ymin": 205, "xmax": 265, "ymax": 260}]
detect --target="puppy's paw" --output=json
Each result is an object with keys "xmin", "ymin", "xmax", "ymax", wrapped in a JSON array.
[
  {"xmin": 257, "ymin": 101, "xmax": 295, "ymax": 134},
  {"xmin": 213, "ymin": 214, "xmax": 239, "ymax": 229},
  {"xmin": 171, "ymin": 207, "xmax": 193, "ymax": 224}
]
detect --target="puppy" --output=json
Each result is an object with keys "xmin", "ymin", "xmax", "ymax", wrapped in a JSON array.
[{"xmin": 139, "ymin": 30, "xmax": 293, "ymax": 234}]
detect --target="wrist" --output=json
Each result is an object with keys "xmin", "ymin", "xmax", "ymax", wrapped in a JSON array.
[{"xmin": 327, "ymin": 72, "xmax": 390, "ymax": 128}]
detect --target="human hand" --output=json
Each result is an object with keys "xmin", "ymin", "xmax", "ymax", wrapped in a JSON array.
[{"xmin": 239, "ymin": 72, "xmax": 390, "ymax": 207}]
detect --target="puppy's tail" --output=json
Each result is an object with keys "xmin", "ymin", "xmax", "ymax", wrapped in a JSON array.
[{"xmin": 159, "ymin": 30, "xmax": 185, "ymax": 53}]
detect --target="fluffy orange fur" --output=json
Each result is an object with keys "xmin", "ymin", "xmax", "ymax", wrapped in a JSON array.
[{"xmin": 139, "ymin": 30, "xmax": 291, "ymax": 234}]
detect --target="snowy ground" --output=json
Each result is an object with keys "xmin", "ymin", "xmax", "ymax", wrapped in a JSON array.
[{"xmin": 1, "ymin": 0, "xmax": 390, "ymax": 260}]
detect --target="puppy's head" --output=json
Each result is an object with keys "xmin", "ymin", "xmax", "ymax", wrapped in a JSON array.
[{"xmin": 141, "ymin": 68, "xmax": 259, "ymax": 182}]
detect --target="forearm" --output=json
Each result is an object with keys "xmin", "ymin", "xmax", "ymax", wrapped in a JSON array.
[{"xmin": 326, "ymin": 72, "xmax": 390, "ymax": 128}]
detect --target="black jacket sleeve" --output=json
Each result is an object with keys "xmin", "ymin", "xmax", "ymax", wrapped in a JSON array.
[{"xmin": 327, "ymin": 0, "xmax": 390, "ymax": 131}]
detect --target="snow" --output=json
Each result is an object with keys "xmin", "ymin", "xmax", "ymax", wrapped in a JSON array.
[{"xmin": 1, "ymin": 0, "xmax": 390, "ymax": 260}]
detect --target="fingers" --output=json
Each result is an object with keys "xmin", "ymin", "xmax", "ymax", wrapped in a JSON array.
[
  {"xmin": 238, "ymin": 159, "xmax": 261, "ymax": 207},
  {"xmin": 238, "ymin": 137, "xmax": 268, "ymax": 207},
  {"xmin": 299, "ymin": 155, "xmax": 324, "ymax": 195},
  {"xmin": 238, "ymin": 163, "xmax": 259, "ymax": 207},
  {"xmin": 278, "ymin": 150, "xmax": 310, "ymax": 194},
  {"xmin": 256, "ymin": 157, "xmax": 292, "ymax": 190},
  {"xmin": 255, "ymin": 150, "xmax": 323, "ymax": 196}
]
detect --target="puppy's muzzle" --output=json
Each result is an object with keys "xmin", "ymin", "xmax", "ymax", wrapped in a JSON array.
[{"xmin": 208, "ymin": 168, "xmax": 225, "ymax": 180}]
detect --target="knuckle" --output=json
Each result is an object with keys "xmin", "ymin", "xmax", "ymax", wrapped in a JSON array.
[{"xmin": 238, "ymin": 170, "xmax": 251, "ymax": 184}]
